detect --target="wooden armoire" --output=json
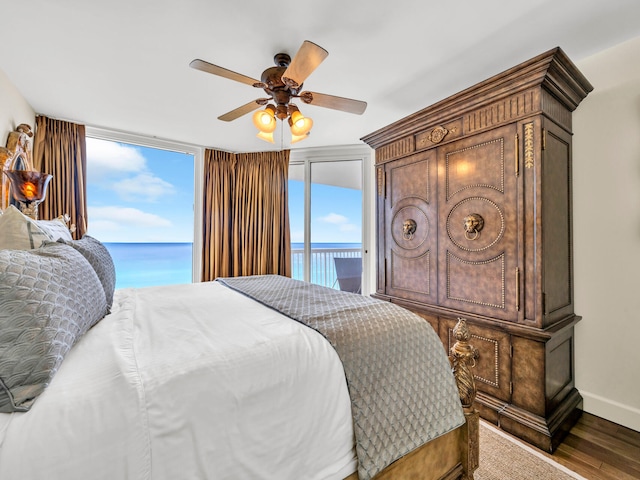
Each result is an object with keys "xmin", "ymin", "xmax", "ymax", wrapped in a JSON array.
[{"xmin": 361, "ymin": 48, "xmax": 593, "ymax": 451}]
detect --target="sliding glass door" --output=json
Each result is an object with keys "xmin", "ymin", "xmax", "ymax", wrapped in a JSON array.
[{"xmin": 289, "ymin": 157, "xmax": 363, "ymax": 293}]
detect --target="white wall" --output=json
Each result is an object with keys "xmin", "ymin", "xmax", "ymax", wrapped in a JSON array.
[
  {"xmin": 0, "ymin": 68, "xmax": 35, "ymax": 145},
  {"xmin": 573, "ymin": 35, "xmax": 640, "ymax": 431}
]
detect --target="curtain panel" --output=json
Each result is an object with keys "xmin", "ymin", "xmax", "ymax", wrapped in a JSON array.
[
  {"xmin": 32, "ymin": 116, "xmax": 88, "ymax": 239},
  {"xmin": 202, "ymin": 149, "xmax": 291, "ymax": 281}
]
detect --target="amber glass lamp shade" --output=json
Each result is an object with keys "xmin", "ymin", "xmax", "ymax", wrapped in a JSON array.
[
  {"xmin": 256, "ymin": 131, "xmax": 275, "ymax": 143},
  {"xmin": 252, "ymin": 105, "xmax": 277, "ymax": 134},
  {"xmin": 291, "ymin": 132, "xmax": 310, "ymax": 144},
  {"xmin": 4, "ymin": 170, "xmax": 53, "ymax": 218},
  {"xmin": 288, "ymin": 107, "xmax": 313, "ymax": 136}
]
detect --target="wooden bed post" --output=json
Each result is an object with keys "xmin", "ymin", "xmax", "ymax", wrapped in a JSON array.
[{"xmin": 450, "ymin": 318, "xmax": 479, "ymax": 480}]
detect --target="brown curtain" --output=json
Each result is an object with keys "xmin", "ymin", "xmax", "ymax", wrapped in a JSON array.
[
  {"xmin": 202, "ymin": 148, "xmax": 291, "ymax": 281},
  {"xmin": 32, "ymin": 116, "xmax": 88, "ymax": 239}
]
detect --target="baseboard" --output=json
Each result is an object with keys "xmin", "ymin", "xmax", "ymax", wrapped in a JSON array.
[{"xmin": 581, "ymin": 390, "xmax": 640, "ymax": 432}]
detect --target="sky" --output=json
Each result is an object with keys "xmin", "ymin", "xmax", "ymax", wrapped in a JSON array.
[
  {"xmin": 85, "ymin": 138, "xmax": 195, "ymax": 243},
  {"xmin": 85, "ymin": 137, "xmax": 362, "ymax": 245},
  {"xmin": 289, "ymin": 179, "xmax": 362, "ymax": 244}
]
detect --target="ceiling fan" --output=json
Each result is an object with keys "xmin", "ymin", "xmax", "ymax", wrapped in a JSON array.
[{"xmin": 189, "ymin": 40, "xmax": 367, "ymax": 143}]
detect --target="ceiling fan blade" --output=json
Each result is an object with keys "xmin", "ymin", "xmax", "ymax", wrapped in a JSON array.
[
  {"xmin": 300, "ymin": 91, "xmax": 367, "ymax": 115},
  {"xmin": 190, "ymin": 59, "xmax": 261, "ymax": 87},
  {"xmin": 281, "ymin": 41, "xmax": 329, "ymax": 88},
  {"xmin": 218, "ymin": 99, "xmax": 266, "ymax": 122}
]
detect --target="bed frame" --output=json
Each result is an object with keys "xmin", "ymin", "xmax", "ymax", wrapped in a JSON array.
[{"xmin": 344, "ymin": 318, "xmax": 479, "ymax": 480}]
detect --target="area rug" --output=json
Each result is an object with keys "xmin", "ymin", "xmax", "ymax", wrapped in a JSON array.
[{"xmin": 476, "ymin": 421, "xmax": 587, "ymax": 480}]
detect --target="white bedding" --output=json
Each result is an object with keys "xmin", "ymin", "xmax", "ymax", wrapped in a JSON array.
[{"xmin": 0, "ymin": 281, "xmax": 357, "ymax": 479}]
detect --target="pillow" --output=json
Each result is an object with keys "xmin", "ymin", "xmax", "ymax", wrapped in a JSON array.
[
  {"xmin": 0, "ymin": 242, "xmax": 108, "ymax": 412},
  {"xmin": 0, "ymin": 205, "xmax": 52, "ymax": 250},
  {"xmin": 58, "ymin": 235, "xmax": 116, "ymax": 311},
  {"xmin": 36, "ymin": 217, "xmax": 73, "ymax": 242}
]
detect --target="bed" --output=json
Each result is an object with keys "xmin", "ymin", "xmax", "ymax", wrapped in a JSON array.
[{"xmin": 0, "ymin": 214, "xmax": 479, "ymax": 480}]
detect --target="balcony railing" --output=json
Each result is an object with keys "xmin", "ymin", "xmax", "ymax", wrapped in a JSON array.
[{"xmin": 291, "ymin": 247, "xmax": 361, "ymax": 289}]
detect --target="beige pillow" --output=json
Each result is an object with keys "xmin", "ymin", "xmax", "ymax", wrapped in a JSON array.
[
  {"xmin": 36, "ymin": 216, "xmax": 73, "ymax": 242},
  {"xmin": 0, "ymin": 205, "xmax": 56, "ymax": 249}
]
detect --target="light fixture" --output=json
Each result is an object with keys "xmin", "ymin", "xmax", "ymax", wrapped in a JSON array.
[
  {"xmin": 3, "ymin": 169, "xmax": 52, "ymax": 219},
  {"xmin": 253, "ymin": 103, "xmax": 313, "ymax": 144},
  {"xmin": 256, "ymin": 131, "xmax": 275, "ymax": 143},
  {"xmin": 291, "ymin": 132, "xmax": 310, "ymax": 144},
  {"xmin": 252, "ymin": 104, "xmax": 277, "ymax": 133},
  {"xmin": 288, "ymin": 105, "xmax": 313, "ymax": 137}
]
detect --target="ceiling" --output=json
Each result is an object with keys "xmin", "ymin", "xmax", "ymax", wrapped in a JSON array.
[{"xmin": 2, "ymin": 0, "xmax": 640, "ymax": 153}]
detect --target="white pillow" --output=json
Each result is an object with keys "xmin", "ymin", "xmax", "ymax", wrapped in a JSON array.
[
  {"xmin": 36, "ymin": 216, "xmax": 73, "ymax": 242},
  {"xmin": 0, "ymin": 205, "xmax": 69, "ymax": 250}
]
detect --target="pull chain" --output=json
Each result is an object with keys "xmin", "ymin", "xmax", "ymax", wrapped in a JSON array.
[{"xmin": 280, "ymin": 119, "xmax": 284, "ymax": 150}]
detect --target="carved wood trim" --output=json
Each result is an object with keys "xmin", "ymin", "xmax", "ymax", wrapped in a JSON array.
[
  {"xmin": 415, "ymin": 120, "xmax": 462, "ymax": 150},
  {"xmin": 464, "ymin": 90, "xmax": 537, "ymax": 134},
  {"xmin": 541, "ymin": 90, "xmax": 573, "ymax": 131},
  {"xmin": 377, "ymin": 167, "xmax": 384, "ymax": 197},
  {"xmin": 375, "ymin": 136, "xmax": 414, "ymax": 164},
  {"xmin": 524, "ymin": 123, "xmax": 535, "ymax": 168},
  {"xmin": 450, "ymin": 319, "xmax": 479, "ymax": 408},
  {"xmin": 450, "ymin": 319, "xmax": 479, "ymax": 478}
]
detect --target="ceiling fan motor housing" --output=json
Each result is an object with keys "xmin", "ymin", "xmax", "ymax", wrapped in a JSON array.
[
  {"xmin": 273, "ymin": 53, "xmax": 291, "ymax": 67},
  {"xmin": 258, "ymin": 53, "xmax": 303, "ymax": 117}
]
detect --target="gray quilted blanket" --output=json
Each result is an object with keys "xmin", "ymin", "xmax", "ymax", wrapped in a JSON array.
[{"xmin": 217, "ymin": 275, "xmax": 464, "ymax": 480}]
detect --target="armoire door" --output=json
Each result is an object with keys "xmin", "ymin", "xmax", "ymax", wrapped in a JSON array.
[
  {"xmin": 437, "ymin": 124, "xmax": 521, "ymax": 322},
  {"xmin": 383, "ymin": 150, "xmax": 438, "ymax": 304}
]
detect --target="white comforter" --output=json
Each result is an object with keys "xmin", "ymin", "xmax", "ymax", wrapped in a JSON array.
[{"xmin": 0, "ymin": 281, "xmax": 357, "ymax": 479}]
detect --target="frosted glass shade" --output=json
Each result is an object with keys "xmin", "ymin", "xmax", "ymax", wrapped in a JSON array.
[
  {"xmin": 256, "ymin": 131, "xmax": 275, "ymax": 143},
  {"xmin": 289, "ymin": 111, "xmax": 313, "ymax": 136},
  {"xmin": 291, "ymin": 132, "xmax": 309, "ymax": 144},
  {"xmin": 252, "ymin": 105, "xmax": 277, "ymax": 133}
]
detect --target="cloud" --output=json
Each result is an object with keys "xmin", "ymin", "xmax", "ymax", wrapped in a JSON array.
[
  {"xmin": 317, "ymin": 212, "xmax": 359, "ymax": 235},
  {"xmin": 112, "ymin": 173, "xmax": 176, "ymax": 202},
  {"xmin": 89, "ymin": 206, "xmax": 172, "ymax": 228},
  {"xmin": 87, "ymin": 138, "xmax": 177, "ymax": 203},
  {"xmin": 86, "ymin": 138, "xmax": 146, "ymax": 176},
  {"xmin": 319, "ymin": 213, "xmax": 349, "ymax": 224}
]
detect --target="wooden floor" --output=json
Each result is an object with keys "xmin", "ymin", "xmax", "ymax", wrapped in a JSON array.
[{"xmin": 543, "ymin": 412, "xmax": 640, "ymax": 479}]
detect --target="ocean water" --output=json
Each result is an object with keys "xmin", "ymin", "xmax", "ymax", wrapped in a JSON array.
[
  {"xmin": 104, "ymin": 242, "xmax": 193, "ymax": 289},
  {"xmin": 105, "ymin": 242, "xmax": 362, "ymax": 289},
  {"xmin": 290, "ymin": 243, "xmax": 361, "ymax": 250}
]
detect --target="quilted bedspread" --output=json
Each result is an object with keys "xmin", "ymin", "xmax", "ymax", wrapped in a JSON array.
[{"xmin": 217, "ymin": 275, "xmax": 464, "ymax": 480}]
